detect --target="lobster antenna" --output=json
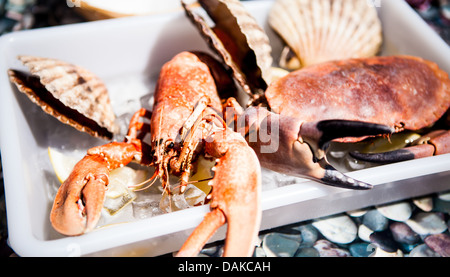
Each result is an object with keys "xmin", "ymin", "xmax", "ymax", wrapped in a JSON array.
[{"xmin": 129, "ymin": 170, "xmax": 159, "ymax": 191}]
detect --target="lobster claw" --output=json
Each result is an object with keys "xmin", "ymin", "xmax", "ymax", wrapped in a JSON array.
[
  {"xmin": 176, "ymin": 129, "xmax": 261, "ymax": 257},
  {"xmin": 50, "ymin": 109, "xmax": 149, "ymax": 236},
  {"xmin": 50, "ymin": 155, "xmax": 110, "ymax": 236}
]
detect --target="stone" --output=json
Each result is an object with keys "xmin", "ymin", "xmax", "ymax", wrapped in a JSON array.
[
  {"xmin": 312, "ymin": 214, "xmax": 357, "ymax": 244},
  {"xmin": 424, "ymin": 233, "xmax": 450, "ymax": 257},
  {"xmin": 358, "ymin": 224, "xmax": 374, "ymax": 242},
  {"xmin": 437, "ymin": 191, "xmax": 450, "ymax": 201},
  {"xmin": 252, "ymin": 246, "xmax": 266, "ymax": 257},
  {"xmin": 346, "ymin": 207, "xmax": 369, "ymax": 217},
  {"xmin": 389, "ymin": 222, "xmax": 420, "ymax": 245},
  {"xmin": 413, "ymin": 196, "xmax": 433, "ymax": 212},
  {"xmin": 313, "ymin": 239, "xmax": 351, "ymax": 257},
  {"xmin": 433, "ymin": 197, "xmax": 450, "ymax": 214},
  {"xmin": 294, "ymin": 247, "xmax": 320, "ymax": 257},
  {"xmin": 362, "ymin": 209, "xmax": 389, "ymax": 232},
  {"xmin": 405, "ymin": 212, "xmax": 448, "ymax": 235},
  {"xmin": 409, "ymin": 243, "xmax": 441, "ymax": 257},
  {"xmin": 262, "ymin": 232, "xmax": 301, "ymax": 257},
  {"xmin": 369, "ymin": 247, "xmax": 404, "ymax": 257},
  {"xmin": 369, "ymin": 231, "xmax": 399, "ymax": 253},
  {"xmin": 349, "ymin": 242, "xmax": 374, "ymax": 257},
  {"xmin": 293, "ymin": 224, "xmax": 318, "ymax": 247},
  {"xmin": 376, "ymin": 201, "xmax": 412, "ymax": 222}
]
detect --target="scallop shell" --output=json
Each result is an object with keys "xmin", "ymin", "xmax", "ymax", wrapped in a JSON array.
[
  {"xmin": 9, "ymin": 55, "xmax": 118, "ymax": 139},
  {"xmin": 269, "ymin": 0, "xmax": 383, "ymax": 68},
  {"xmin": 182, "ymin": 0, "xmax": 272, "ymax": 99}
]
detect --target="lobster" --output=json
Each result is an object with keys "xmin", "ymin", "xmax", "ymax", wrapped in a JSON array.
[{"xmin": 50, "ymin": 51, "xmax": 262, "ymax": 257}]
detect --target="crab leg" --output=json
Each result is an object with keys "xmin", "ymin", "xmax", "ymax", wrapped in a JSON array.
[
  {"xmin": 177, "ymin": 129, "xmax": 261, "ymax": 257},
  {"xmin": 350, "ymin": 130, "xmax": 450, "ymax": 163},
  {"xmin": 50, "ymin": 109, "xmax": 151, "ymax": 236}
]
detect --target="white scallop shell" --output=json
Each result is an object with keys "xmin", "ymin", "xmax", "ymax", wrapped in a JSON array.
[{"xmin": 269, "ymin": 0, "xmax": 383, "ymax": 68}]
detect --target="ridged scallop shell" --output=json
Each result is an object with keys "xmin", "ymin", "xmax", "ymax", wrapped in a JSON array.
[
  {"xmin": 269, "ymin": 0, "xmax": 383, "ymax": 68},
  {"xmin": 182, "ymin": 0, "xmax": 272, "ymax": 98},
  {"xmin": 9, "ymin": 55, "xmax": 117, "ymax": 139}
]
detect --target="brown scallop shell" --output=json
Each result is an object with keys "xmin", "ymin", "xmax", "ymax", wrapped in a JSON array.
[
  {"xmin": 182, "ymin": 0, "xmax": 272, "ymax": 100},
  {"xmin": 9, "ymin": 55, "xmax": 118, "ymax": 140}
]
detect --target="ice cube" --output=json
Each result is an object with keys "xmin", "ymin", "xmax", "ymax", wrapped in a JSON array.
[{"xmin": 159, "ymin": 184, "xmax": 206, "ymax": 213}]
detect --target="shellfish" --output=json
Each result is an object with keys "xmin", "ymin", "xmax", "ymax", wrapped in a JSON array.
[
  {"xmin": 8, "ymin": 55, "xmax": 118, "ymax": 140},
  {"xmin": 182, "ymin": 0, "xmax": 272, "ymax": 100},
  {"xmin": 268, "ymin": 0, "xmax": 383, "ymax": 68}
]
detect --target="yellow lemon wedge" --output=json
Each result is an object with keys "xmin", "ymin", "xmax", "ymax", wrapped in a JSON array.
[
  {"xmin": 48, "ymin": 147, "xmax": 80, "ymax": 183},
  {"xmin": 189, "ymin": 156, "xmax": 215, "ymax": 195},
  {"xmin": 107, "ymin": 167, "xmax": 148, "ymax": 199}
]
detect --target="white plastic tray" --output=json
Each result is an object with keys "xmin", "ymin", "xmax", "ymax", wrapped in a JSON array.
[{"xmin": 1, "ymin": 0, "xmax": 450, "ymax": 257}]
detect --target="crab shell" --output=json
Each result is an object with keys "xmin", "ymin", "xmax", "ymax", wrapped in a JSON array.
[
  {"xmin": 266, "ymin": 55, "xmax": 450, "ymax": 139},
  {"xmin": 9, "ymin": 55, "xmax": 118, "ymax": 140}
]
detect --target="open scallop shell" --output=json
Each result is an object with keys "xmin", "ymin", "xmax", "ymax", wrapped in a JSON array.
[
  {"xmin": 269, "ymin": 0, "xmax": 383, "ymax": 69},
  {"xmin": 9, "ymin": 55, "xmax": 118, "ymax": 140},
  {"xmin": 182, "ymin": 0, "xmax": 272, "ymax": 100}
]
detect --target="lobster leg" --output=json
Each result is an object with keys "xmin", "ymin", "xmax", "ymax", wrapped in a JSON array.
[
  {"xmin": 350, "ymin": 130, "xmax": 450, "ymax": 163},
  {"xmin": 177, "ymin": 129, "xmax": 261, "ymax": 257},
  {"xmin": 50, "ymin": 109, "xmax": 151, "ymax": 236}
]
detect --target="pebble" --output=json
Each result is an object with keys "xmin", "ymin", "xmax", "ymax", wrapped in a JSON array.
[
  {"xmin": 358, "ymin": 224, "xmax": 374, "ymax": 242},
  {"xmin": 424, "ymin": 233, "xmax": 450, "ymax": 257},
  {"xmin": 389, "ymin": 222, "xmax": 420, "ymax": 245},
  {"xmin": 433, "ymin": 197, "xmax": 450, "ymax": 214},
  {"xmin": 312, "ymin": 214, "xmax": 357, "ymax": 244},
  {"xmin": 293, "ymin": 224, "xmax": 318, "ymax": 247},
  {"xmin": 313, "ymin": 239, "xmax": 351, "ymax": 257},
  {"xmin": 262, "ymin": 232, "xmax": 301, "ymax": 257},
  {"xmin": 347, "ymin": 208, "xmax": 369, "ymax": 217},
  {"xmin": 413, "ymin": 196, "xmax": 433, "ymax": 212},
  {"xmin": 409, "ymin": 244, "xmax": 441, "ymax": 257},
  {"xmin": 252, "ymin": 246, "xmax": 266, "ymax": 257},
  {"xmin": 437, "ymin": 191, "xmax": 450, "ymax": 201},
  {"xmin": 405, "ymin": 212, "xmax": 448, "ymax": 235},
  {"xmin": 294, "ymin": 247, "xmax": 320, "ymax": 257},
  {"xmin": 369, "ymin": 231, "xmax": 399, "ymax": 253},
  {"xmin": 362, "ymin": 210, "xmax": 389, "ymax": 232},
  {"xmin": 349, "ymin": 242, "xmax": 374, "ymax": 257},
  {"xmin": 376, "ymin": 201, "xmax": 412, "ymax": 222},
  {"xmin": 369, "ymin": 247, "xmax": 404, "ymax": 257}
]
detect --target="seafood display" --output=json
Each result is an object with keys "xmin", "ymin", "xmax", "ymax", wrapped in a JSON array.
[
  {"xmin": 4, "ymin": 0, "xmax": 450, "ymax": 257},
  {"xmin": 269, "ymin": 0, "xmax": 383, "ymax": 69}
]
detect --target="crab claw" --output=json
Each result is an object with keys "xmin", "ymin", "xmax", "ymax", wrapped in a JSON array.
[
  {"xmin": 350, "ymin": 130, "xmax": 450, "ymax": 163},
  {"xmin": 176, "ymin": 129, "xmax": 261, "ymax": 257},
  {"xmin": 239, "ymin": 107, "xmax": 393, "ymax": 190}
]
